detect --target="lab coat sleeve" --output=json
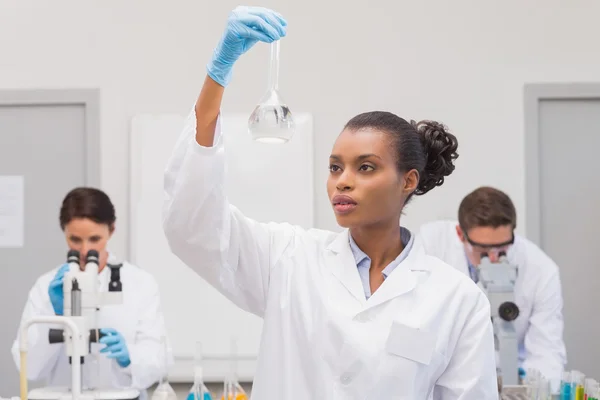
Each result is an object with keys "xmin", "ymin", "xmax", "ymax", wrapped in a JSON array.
[
  {"xmin": 434, "ymin": 292, "xmax": 499, "ymax": 399},
  {"xmin": 116, "ymin": 277, "xmax": 172, "ymax": 390},
  {"xmin": 521, "ymin": 267, "xmax": 566, "ymax": 390},
  {"xmin": 11, "ymin": 280, "xmax": 64, "ymax": 381},
  {"xmin": 162, "ymin": 108, "xmax": 296, "ymax": 317}
]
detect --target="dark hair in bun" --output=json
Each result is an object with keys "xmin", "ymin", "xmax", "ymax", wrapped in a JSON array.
[{"xmin": 343, "ymin": 112, "xmax": 458, "ymax": 201}]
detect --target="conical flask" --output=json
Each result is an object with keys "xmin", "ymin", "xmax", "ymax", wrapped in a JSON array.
[
  {"xmin": 151, "ymin": 336, "xmax": 177, "ymax": 400},
  {"xmin": 221, "ymin": 337, "xmax": 247, "ymax": 400},
  {"xmin": 187, "ymin": 342, "xmax": 212, "ymax": 400},
  {"xmin": 248, "ymin": 40, "xmax": 295, "ymax": 144}
]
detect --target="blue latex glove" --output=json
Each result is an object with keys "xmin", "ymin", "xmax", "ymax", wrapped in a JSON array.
[
  {"xmin": 207, "ymin": 6, "xmax": 288, "ymax": 87},
  {"xmin": 48, "ymin": 264, "xmax": 69, "ymax": 315},
  {"xmin": 99, "ymin": 328, "xmax": 131, "ymax": 368}
]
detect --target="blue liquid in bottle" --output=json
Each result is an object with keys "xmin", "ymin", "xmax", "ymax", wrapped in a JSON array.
[
  {"xmin": 186, "ymin": 386, "xmax": 212, "ymax": 400},
  {"xmin": 561, "ymin": 381, "xmax": 572, "ymax": 400}
]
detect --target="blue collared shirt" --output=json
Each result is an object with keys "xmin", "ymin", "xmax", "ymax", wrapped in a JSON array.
[
  {"xmin": 348, "ymin": 227, "xmax": 414, "ymax": 299},
  {"xmin": 467, "ymin": 259, "xmax": 479, "ymax": 283}
]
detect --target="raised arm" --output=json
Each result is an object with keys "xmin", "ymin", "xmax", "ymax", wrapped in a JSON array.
[
  {"xmin": 163, "ymin": 7, "xmax": 294, "ymax": 317},
  {"xmin": 195, "ymin": 5, "xmax": 287, "ymax": 147}
]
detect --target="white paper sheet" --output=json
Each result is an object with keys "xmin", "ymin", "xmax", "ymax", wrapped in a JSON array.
[{"xmin": 0, "ymin": 176, "xmax": 24, "ymax": 247}]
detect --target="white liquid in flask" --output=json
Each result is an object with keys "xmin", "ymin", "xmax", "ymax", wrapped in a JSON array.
[{"xmin": 248, "ymin": 40, "xmax": 295, "ymax": 144}]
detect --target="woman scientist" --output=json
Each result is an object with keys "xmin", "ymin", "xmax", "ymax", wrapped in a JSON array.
[
  {"xmin": 163, "ymin": 6, "xmax": 498, "ymax": 399},
  {"xmin": 12, "ymin": 187, "xmax": 170, "ymax": 400}
]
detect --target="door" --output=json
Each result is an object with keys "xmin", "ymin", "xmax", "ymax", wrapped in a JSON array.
[
  {"xmin": 0, "ymin": 89, "xmax": 99, "ymax": 392},
  {"xmin": 525, "ymin": 84, "xmax": 600, "ymax": 381}
]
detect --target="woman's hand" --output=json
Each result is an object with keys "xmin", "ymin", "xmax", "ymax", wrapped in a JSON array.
[
  {"xmin": 207, "ymin": 6, "xmax": 288, "ymax": 87},
  {"xmin": 196, "ymin": 6, "xmax": 287, "ymax": 146},
  {"xmin": 48, "ymin": 264, "xmax": 69, "ymax": 315},
  {"xmin": 99, "ymin": 328, "xmax": 131, "ymax": 368}
]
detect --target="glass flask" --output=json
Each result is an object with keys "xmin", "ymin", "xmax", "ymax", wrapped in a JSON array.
[
  {"xmin": 247, "ymin": 40, "xmax": 295, "ymax": 144},
  {"xmin": 560, "ymin": 371, "xmax": 572, "ymax": 400},
  {"xmin": 572, "ymin": 370, "xmax": 585, "ymax": 400},
  {"xmin": 186, "ymin": 341, "xmax": 212, "ymax": 400},
  {"xmin": 586, "ymin": 379, "xmax": 600, "ymax": 400},
  {"xmin": 151, "ymin": 336, "xmax": 178, "ymax": 400},
  {"xmin": 221, "ymin": 337, "xmax": 247, "ymax": 400},
  {"xmin": 524, "ymin": 369, "xmax": 553, "ymax": 400}
]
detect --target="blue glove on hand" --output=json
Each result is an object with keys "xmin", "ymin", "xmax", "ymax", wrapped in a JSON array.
[
  {"xmin": 48, "ymin": 264, "xmax": 69, "ymax": 315},
  {"xmin": 100, "ymin": 328, "xmax": 131, "ymax": 368},
  {"xmin": 207, "ymin": 6, "xmax": 288, "ymax": 87}
]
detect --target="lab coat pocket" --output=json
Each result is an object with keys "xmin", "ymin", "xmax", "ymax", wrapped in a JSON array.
[{"xmin": 376, "ymin": 321, "xmax": 437, "ymax": 399}]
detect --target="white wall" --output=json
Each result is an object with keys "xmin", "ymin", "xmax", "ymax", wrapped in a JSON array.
[
  {"xmin": 2, "ymin": 0, "xmax": 599, "ymax": 255},
  {"xmin": 1, "ymin": 0, "xmax": 600, "ymax": 393}
]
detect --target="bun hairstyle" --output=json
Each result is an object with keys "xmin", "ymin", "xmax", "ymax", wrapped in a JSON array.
[
  {"xmin": 410, "ymin": 119, "xmax": 459, "ymax": 195},
  {"xmin": 343, "ymin": 112, "xmax": 458, "ymax": 199}
]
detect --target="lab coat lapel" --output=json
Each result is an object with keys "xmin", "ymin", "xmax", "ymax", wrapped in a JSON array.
[
  {"xmin": 365, "ymin": 243, "xmax": 430, "ymax": 310},
  {"xmin": 326, "ymin": 229, "xmax": 367, "ymax": 306}
]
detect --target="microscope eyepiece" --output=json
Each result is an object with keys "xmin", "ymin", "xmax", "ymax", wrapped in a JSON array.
[
  {"xmin": 86, "ymin": 250, "xmax": 100, "ymax": 264},
  {"xmin": 498, "ymin": 301, "xmax": 520, "ymax": 321},
  {"xmin": 67, "ymin": 250, "xmax": 80, "ymax": 264}
]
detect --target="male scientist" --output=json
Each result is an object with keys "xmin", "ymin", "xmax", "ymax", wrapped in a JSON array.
[{"xmin": 417, "ymin": 186, "xmax": 567, "ymax": 388}]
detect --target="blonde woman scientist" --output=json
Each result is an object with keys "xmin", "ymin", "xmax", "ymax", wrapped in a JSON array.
[{"xmin": 163, "ymin": 6, "xmax": 498, "ymax": 400}]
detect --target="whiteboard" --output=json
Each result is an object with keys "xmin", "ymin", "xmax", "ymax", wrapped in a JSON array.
[{"xmin": 129, "ymin": 112, "xmax": 314, "ymax": 382}]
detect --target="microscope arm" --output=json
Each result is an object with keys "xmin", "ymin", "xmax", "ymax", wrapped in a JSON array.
[
  {"xmin": 19, "ymin": 316, "xmax": 83, "ymax": 400},
  {"xmin": 11, "ymin": 287, "xmax": 64, "ymax": 381}
]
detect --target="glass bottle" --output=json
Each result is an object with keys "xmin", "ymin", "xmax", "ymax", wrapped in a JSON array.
[
  {"xmin": 187, "ymin": 341, "xmax": 212, "ymax": 400},
  {"xmin": 151, "ymin": 336, "xmax": 177, "ymax": 400},
  {"xmin": 221, "ymin": 337, "xmax": 247, "ymax": 400}
]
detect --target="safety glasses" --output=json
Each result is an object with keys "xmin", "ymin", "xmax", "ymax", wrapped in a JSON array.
[{"xmin": 463, "ymin": 229, "xmax": 514, "ymax": 255}]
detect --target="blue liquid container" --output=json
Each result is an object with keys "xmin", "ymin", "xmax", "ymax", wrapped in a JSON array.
[
  {"xmin": 561, "ymin": 371, "xmax": 572, "ymax": 400},
  {"xmin": 186, "ymin": 384, "xmax": 212, "ymax": 400}
]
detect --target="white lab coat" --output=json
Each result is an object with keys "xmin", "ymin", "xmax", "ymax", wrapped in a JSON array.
[
  {"xmin": 162, "ymin": 111, "xmax": 499, "ymax": 399},
  {"xmin": 12, "ymin": 256, "xmax": 171, "ymax": 400},
  {"xmin": 417, "ymin": 220, "xmax": 567, "ymax": 389}
]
